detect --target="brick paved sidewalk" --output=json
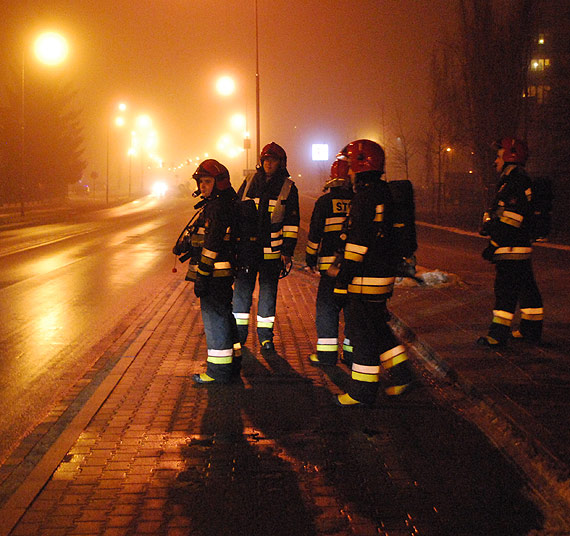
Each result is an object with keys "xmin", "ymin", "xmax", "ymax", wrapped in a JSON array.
[{"xmin": 0, "ymin": 268, "xmax": 564, "ymax": 535}]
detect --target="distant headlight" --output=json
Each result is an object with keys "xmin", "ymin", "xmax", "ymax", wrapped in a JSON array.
[{"xmin": 151, "ymin": 181, "xmax": 168, "ymax": 197}]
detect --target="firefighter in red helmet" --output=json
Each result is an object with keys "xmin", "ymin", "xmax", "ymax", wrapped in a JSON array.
[
  {"xmin": 232, "ymin": 142, "xmax": 300, "ymax": 353},
  {"xmin": 333, "ymin": 139, "xmax": 414, "ymax": 406},
  {"xmin": 306, "ymin": 158, "xmax": 354, "ymax": 366},
  {"xmin": 172, "ymin": 159, "xmax": 241, "ymax": 383},
  {"xmin": 477, "ymin": 137, "xmax": 543, "ymax": 347}
]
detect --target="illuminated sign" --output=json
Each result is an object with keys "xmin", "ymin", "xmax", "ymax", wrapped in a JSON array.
[{"xmin": 312, "ymin": 144, "xmax": 329, "ymax": 161}]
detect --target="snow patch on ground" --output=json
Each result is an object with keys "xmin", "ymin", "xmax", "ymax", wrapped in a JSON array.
[{"xmin": 396, "ymin": 266, "xmax": 460, "ymax": 288}]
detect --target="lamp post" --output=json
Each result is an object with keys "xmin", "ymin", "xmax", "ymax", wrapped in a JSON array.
[
  {"xmin": 255, "ymin": 0, "xmax": 261, "ymax": 160},
  {"xmin": 20, "ymin": 31, "xmax": 69, "ymax": 216},
  {"xmin": 105, "ymin": 104, "xmax": 127, "ymax": 205},
  {"xmin": 135, "ymin": 114, "xmax": 154, "ymax": 195}
]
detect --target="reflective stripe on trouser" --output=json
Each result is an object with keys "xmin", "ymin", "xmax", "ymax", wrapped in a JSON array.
[
  {"xmin": 344, "ymin": 297, "xmax": 408, "ymax": 404},
  {"xmin": 488, "ymin": 259, "xmax": 543, "ymax": 343},
  {"xmin": 200, "ymin": 278, "xmax": 238, "ymax": 381},
  {"xmin": 315, "ymin": 274, "xmax": 349, "ymax": 364},
  {"xmin": 233, "ymin": 259, "xmax": 281, "ymax": 345},
  {"xmin": 342, "ymin": 338, "xmax": 353, "ymax": 362}
]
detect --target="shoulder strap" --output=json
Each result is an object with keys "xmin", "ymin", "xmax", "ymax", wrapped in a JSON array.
[
  {"xmin": 241, "ymin": 173, "xmax": 256, "ymax": 201},
  {"xmin": 271, "ymin": 177, "xmax": 293, "ymax": 224}
]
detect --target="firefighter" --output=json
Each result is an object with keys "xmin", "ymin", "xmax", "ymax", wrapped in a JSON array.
[
  {"xmin": 306, "ymin": 159, "xmax": 354, "ymax": 366},
  {"xmin": 232, "ymin": 142, "xmax": 300, "ymax": 353},
  {"xmin": 333, "ymin": 139, "xmax": 414, "ymax": 407},
  {"xmin": 173, "ymin": 159, "xmax": 241, "ymax": 383},
  {"xmin": 477, "ymin": 137, "xmax": 543, "ymax": 347}
]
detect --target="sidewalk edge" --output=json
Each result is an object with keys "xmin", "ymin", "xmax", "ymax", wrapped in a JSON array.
[
  {"xmin": 391, "ymin": 314, "xmax": 570, "ymax": 530},
  {"xmin": 0, "ymin": 281, "xmax": 187, "ymax": 536}
]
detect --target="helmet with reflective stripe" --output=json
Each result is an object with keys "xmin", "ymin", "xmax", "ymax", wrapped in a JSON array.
[
  {"xmin": 494, "ymin": 137, "xmax": 528, "ymax": 164},
  {"xmin": 338, "ymin": 139, "xmax": 385, "ymax": 174},
  {"xmin": 260, "ymin": 142, "xmax": 287, "ymax": 168},
  {"xmin": 323, "ymin": 159, "xmax": 351, "ymax": 189},
  {"xmin": 192, "ymin": 159, "xmax": 231, "ymax": 190}
]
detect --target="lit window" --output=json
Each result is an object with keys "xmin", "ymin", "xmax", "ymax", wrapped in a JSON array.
[{"xmin": 538, "ymin": 33, "xmax": 545, "ymax": 45}]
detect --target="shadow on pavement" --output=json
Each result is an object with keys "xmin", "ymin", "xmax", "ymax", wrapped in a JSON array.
[{"xmin": 167, "ymin": 344, "xmax": 544, "ymax": 535}]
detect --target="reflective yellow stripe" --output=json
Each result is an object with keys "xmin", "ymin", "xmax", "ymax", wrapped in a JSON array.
[
  {"xmin": 207, "ymin": 349, "xmax": 233, "ymax": 364},
  {"xmin": 492, "ymin": 309, "xmax": 514, "ymax": 326},
  {"xmin": 283, "ymin": 225, "xmax": 298, "ymax": 238},
  {"xmin": 257, "ymin": 315, "xmax": 275, "ymax": 328},
  {"xmin": 348, "ymin": 276, "xmax": 395, "ymax": 295},
  {"xmin": 500, "ymin": 211, "xmax": 523, "ymax": 228},
  {"xmin": 345, "ymin": 243, "xmax": 368, "ymax": 255},
  {"xmin": 345, "ymin": 251, "xmax": 364, "ymax": 262},
  {"xmin": 202, "ymin": 248, "xmax": 218, "ymax": 260},
  {"xmin": 385, "ymin": 384, "xmax": 409, "ymax": 395},
  {"xmin": 380, "ymin": 345, "xmax": 408, "ymax": 369},
  {"xmin": 520, "ymin": 307, "xmax": 544, "ymax": 320},
  {"xmin": 306, "ymin": 240, "xmax": 319, "ymax": 255},
  {"xmin": 233, "ymin": 312, "xmax": 250, "ymax": 326},
  {"xmin": 374, "ymin": 204, "xmax": 384, "ymax": 222},
  {"xmin": 318, "ymin": 256, "xmax": 336, "ymax": 270},
  {"xmin": 494, "ymin": 247, "xmax": 532, "ymax": 260},
  {"xmin": 317, "ymin": 338, "xmax": 338, "ymax": 352},
  {"xmin": 352, "ymin": 370, "xmax": 380, "ymax": 383}
]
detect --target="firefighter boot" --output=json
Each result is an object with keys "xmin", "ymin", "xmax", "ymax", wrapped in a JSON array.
[
  {"xmin": 384, "ymin": 361, "xmax": 414, "ymax": 396},
  {"xmin": 334, "ymin": 393, "xmax": 371, "ymax": 408},
  {"xmin": 308, "ymin": 353, "xmax": 335, "ymax": 367}
]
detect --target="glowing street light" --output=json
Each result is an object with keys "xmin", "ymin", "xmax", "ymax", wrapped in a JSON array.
[
  {"xmin": 216, "ymin": 75, "xmax": 236, "ymax": 96},
  {"xmin": 20, "ymin": 31, "xmax": 69, "ymax": 216},
  {"xmin": 33, "ymin": 32, "xmax": 69, "ymax": 66}
]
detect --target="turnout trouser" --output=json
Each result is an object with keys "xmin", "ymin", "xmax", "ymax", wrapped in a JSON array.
[
  {"xmin": 488, "ymin": 259, "xmax": 543, "ymax": 343},
  {"xmin": 344, "ymin": 297, "xmax": 412, "ymax": 404},
  {"xmin": 315, "ymin": 274, "xmax": 352, "ymax": 365},
  {"xmin": 200, "ymin": 278, "xmax": 241, "ymax": 381},
  {"xmin": 233, "ymin": 259, "xmax": 281, "ymax": 346}
]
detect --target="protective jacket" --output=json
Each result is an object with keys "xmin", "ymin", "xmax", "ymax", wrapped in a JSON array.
[
  {"xmin": 334, "ymin": 176, "xmax": 399, "ymax": 301},
  {"xmin": 238, "ymin": 169, "xmax": 300, "ymax": 261},
  {"xmin": 306, "ymin": 187, "xmax": 353, "ymax": 273},
  {"xmin": 484, "ymin": 164, "xmax": 533, "ymax": 261},
  {"xmin": 182, "ymin": 188, "xmax": 238, "ymax": 282},
  {"xmin": 481, "ymin": 163, "xmax": 543, "ymax": 344}
]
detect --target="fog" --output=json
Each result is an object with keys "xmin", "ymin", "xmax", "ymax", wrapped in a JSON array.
[{"xmin": 2, "ymin": 0, "xmax": 457, "ymax": 193}]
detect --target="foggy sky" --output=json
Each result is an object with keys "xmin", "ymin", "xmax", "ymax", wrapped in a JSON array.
[{"xmin": 2, "ymin": 0, "xmax": 457, "ymax": 189}]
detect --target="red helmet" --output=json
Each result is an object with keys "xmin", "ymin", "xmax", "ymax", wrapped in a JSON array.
[
  {"xmin": 338, "ymin": 139, "xmax": 385, "ymax": 174},
  {"xmin": 192, "ymin": 159, "xmax": 231, "ymax": 190},
  {"xmin": 260, "ymin": 142, "xmax": 287, "ymax": 168},
  {"xmin": 494, "ymin": 137, "xmax": 528, "ymax": 164},
  {"xmin": 323, "ymin": 159, "xmax": 351, "ymax": 189}
]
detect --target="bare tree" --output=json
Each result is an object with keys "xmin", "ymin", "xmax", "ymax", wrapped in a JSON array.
[
  {"xmin": 429, "ymin": 0, "xmax": 538, "ymax": 209},
  {"xmin": 388, "ymin": 108, "xmax": 417, "ymax": 180}
]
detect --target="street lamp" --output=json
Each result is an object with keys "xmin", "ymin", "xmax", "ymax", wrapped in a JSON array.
[{"xmin": 20, "ymin": 31, "xmax": 69, "ymax": 216}]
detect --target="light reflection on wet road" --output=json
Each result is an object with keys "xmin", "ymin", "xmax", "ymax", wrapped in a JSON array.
[{"xmin": 0, "ymin": 196, "xmax": 194, "ymax": 462}]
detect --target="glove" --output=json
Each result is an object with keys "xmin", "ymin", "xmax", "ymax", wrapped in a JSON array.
[
  {"xmin": 482, "ymin": 245, "xmax": 496, "ymax": 262},
  {"xmin": 173, "ymin": 236, "xmax": 190, "ymax": 256},
  {"xmin": 397, "ymin": 256, "xmax": 417, "ymax": 278},
  {"xmin": 479, "ymin": 212, "xmax": 492, "ymax": 237},
  {"xmin": 193, "ymin": 275, "xmax": 210, "ymax": 298}
]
